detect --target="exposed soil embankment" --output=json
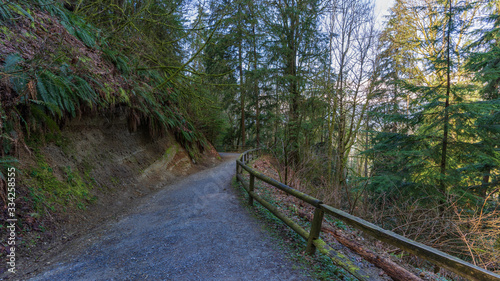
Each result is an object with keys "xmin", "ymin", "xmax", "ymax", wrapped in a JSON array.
[{"xmin": 0, "ymin": 111, "xmax": 220, "ymax": 278}]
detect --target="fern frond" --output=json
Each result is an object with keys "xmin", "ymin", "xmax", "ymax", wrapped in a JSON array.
[
  {"xmin": 30, "ymin": 104, "xmax": 59, "ymax": 132},
  {"xmin": 2, "ymin": 53, "xmax": 22, "ymax": 73}
]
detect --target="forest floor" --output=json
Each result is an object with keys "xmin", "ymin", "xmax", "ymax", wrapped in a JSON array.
[{"xmin": 13, "ymin": 154, "xmax": 314, "ymax": 281}]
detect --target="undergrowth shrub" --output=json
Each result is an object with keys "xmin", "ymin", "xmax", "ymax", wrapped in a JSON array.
[{"xmin": 262, "ymin": 145, "xmax": 500, "ymax": 275}]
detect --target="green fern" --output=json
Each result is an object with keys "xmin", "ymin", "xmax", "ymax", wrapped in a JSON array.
[
  {"xmin": 0, "ymin": 1, "xmax": 14, "ymax": 22},
  {"xmin": 0, "ymin": 0, "xmax": 207, "ymax": 161},
  {"xmin": 36, "ymin": 71, "xmax": 80, "ymax": 117},
  {"xmin": 2, "ymin": 53, "xmax": 29, "ymax": 94},
  {"xmin": 30, "ymin": 100, "xmax": 63, "ymax": 119},
  {"xmin": 3, "ymin": 53, "xmax": 23, "ymax": 73},
  {"xmin": 103, "ymin": 49, "xmax": 131, "ymax": 74},
  {"xmin": 0, "ymin": 1, "xmax": 32, "ymax": 22},
  {"xmin": 67, "ymin": 15, "xmax": 97, "ymax": 48},
  {"xmin": 116, "ymin": 55, "xmax": 130, "ymax": 74},
  {"xmin": 73, "ymin": 76, "xmax": 99, "ymax": 107},
  {"xmin": 30, "ymin": 104, "xmax": 60, "ymax": 132},
  {"xmin": 34, "ymin": 0, "xmax": 70, "ymax": 23},
  {"xmin": 9, "ymin": 3, "xmax": 33, "ymax": 21}
]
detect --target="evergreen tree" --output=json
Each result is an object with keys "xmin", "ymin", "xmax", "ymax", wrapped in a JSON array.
[
  {"xmin": 464, "ymin": 0, "xmax": 500, "ymax": 196},
  {"xmin": 367, "ymin": 0, "xmax": 497, "ymax": 209},
  {"xmin": 262, "ymin": 0, "xmax": 325, "ymax": 167}
]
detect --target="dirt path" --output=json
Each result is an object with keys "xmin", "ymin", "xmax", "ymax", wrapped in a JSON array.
[{"xmin": 21, "ymin": 153, "xmax": 312, "ymax": 281}]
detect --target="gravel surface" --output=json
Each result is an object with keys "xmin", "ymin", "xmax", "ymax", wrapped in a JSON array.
[{"xmin": 25, "ymin": 153, "xmax": 312, "ymax": 281}]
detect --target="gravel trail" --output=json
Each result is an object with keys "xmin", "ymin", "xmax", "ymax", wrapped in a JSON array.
[{"xmin": 25, "ymin": 153, "xmax": 312, "ymax": 281}]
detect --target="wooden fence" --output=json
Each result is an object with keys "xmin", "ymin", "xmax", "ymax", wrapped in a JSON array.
[
  {"xmin": 216, "ymin": 145, "xmax": 255, "ymax": 153},
  {"xmin": 236, "ymin": 148, "xmax": 500, "ymax": 281}
]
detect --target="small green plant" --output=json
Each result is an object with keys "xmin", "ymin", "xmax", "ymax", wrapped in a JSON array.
[
  {"xmin": 110, "ymin": 176, "xmax": 120, "ymax": 185},
  {"xmin": 65, "ymin": 166, "xmax": 75, "ymax": 184},
  {"xmin": 334, "ymin": 219, "xmax": 347, "ymax": 230}
]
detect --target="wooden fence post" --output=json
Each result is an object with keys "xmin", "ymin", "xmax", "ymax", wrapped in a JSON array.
[
  {"xmin": 248, "ymin": 174, "xmax": 255, "ymax": 206},
  {"xmin": 306, "ymin": 207, "xmax": 324, "ymax": 255}
]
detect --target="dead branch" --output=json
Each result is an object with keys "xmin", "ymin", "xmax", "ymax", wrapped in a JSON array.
[{"xmin": 298, "ymin": 210, "xmax": 422, "ymax": 281}]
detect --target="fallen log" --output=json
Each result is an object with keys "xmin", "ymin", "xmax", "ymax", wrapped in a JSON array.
[{"xmin": 298, "ymin": 210, "xmax": 422, "ymax": 281}]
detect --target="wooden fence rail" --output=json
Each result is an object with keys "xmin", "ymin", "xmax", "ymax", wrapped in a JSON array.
[
  {"xmin": 236, "ymin": 148, "xmax": 500, "ymax": 281},
  {"xmin": 216, "ymin": 145, "xmax": 255, "ymax": 152}
]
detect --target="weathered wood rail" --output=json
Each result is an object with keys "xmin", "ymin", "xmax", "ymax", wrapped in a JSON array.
[
  {"xmin": 236, "ymin": 148, "xmax": 500, "ymax": 281},
  {"xmin": 216, "ymin": 145, "xmax": 255, "ymax": 152}
]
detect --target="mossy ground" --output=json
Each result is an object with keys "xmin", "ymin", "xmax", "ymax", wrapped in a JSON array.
[
  {"xmin": 24, "ymin": 131, "xmax": 97, "ymax": 214},
  {"xmin": 0, "ymin": 133, "xmax": 98, "ymax": 261},
  {"xmin": 27, "ymin": 150, "xmax": 96, "ymax": 214}
]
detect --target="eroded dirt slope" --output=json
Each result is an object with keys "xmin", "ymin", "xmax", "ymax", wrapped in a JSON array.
[{"xmin": 0, "ymin": 111, "xmax": 220, "ymax": 279}]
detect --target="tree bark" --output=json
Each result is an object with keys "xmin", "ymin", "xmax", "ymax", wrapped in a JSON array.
[
  {"xmin": 238, "ymin": 3, "xmax": 246, "ymax": 147},
  {"xmin": 439, "ymin": 0, "xmax": 452, "ymax": 200},
  {"xmin": 253, "ymin": 21, "xmax": 260, "ymax": 146}
]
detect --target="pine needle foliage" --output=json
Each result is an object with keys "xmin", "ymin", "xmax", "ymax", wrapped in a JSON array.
[{"xmin": 366, "ymin": 0, "xmax": 499, "ymax": 207}]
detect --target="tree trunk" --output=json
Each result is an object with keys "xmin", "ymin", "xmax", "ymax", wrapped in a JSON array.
[
  {"xmin": 287, "ymin": 1, "xmax": 300, "ymax": 166},
  {"xmin": 253, "ymin": 22, "xmax": 260, "ymax": 146},
  {"xmin": 238, "ymin": 4, "xmax": 246, "ymax": 147},
  {"xmin": 439, "ymin": 0, "xmax": 452, "ymax": 200}
]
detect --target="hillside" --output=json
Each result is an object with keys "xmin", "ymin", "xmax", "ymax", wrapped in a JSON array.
[{"xmin": 0, "ymin": 1, "xmax": 220, "ymax": 274}]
